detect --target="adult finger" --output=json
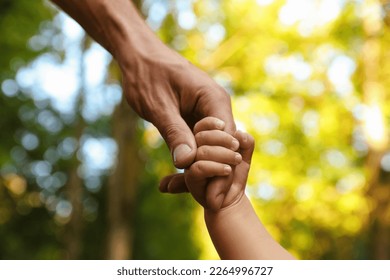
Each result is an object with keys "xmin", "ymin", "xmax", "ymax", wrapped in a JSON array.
[
  {"xmin": 194, "ymin": 85, "xmax": 236, "ymax": 135},
  {"xmin": 152, "ymin": 109, "xmax": 197, "ymax": 169}
]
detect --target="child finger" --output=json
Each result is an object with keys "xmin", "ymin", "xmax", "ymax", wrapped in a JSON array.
[
  {"xmin": 195, "ymin": 130, "xmax": 240, "ymax": 151},
  {"xmin": 184, "ymin": 170, "xmax": 207, "ymax": 207},
  {"xmin": 234, "ymin": 131, "xmax": 255, "ymax": 164},
  {"xmin": 196, "ymin": 145, "xmax": 242, "ymax": 165},
  {"xmin": 193, "ymin": 116, "xmax": 225, "ymax": 134},
  {"xmin": 187, "ymin": 160, "xmax": 232, "ymax": 179},
  {"xmin": 159, "ymin": 174, "xmax": 188, "ymax": 193},
  {"xmin": 159, "ymin": 174, "xmax": 175, "ymax": 193}
]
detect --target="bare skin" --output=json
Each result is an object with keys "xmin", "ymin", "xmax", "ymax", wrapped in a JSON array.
[
  {"xmin": 51, "ymin": 0, "xmax": 236, "ymax": 209},
  {"xmin": 176, "ymin": 117, "xmax": 295, "ymax": 260}
]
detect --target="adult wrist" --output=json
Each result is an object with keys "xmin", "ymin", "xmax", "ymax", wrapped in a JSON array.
[
  {"xmin": 88, "ymin": 0, "xmax": 171, "ymax": 69},
  {"xmin": 116, "ymin": 30, "xmax": 185, "ymax": 78}
]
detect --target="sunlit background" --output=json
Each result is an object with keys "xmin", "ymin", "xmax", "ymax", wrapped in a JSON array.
[{"xmin": 0, "ymin": 0, "xmax": 389, "ymax": 259}]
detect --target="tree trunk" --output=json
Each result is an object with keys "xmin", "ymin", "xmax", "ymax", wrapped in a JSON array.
[
  {"xmin": 64, "ymin": 163, "xmax": 84, "ymax": 259},
  {"xmin": 362, "ymin": 0, "xmax": 390, "ymax": 260},
  {"xmin": 63, "ymin": 35, "xmax": 88, "ymax": 260},
  {"xmin": 105, "ymin": 0, "xmax": 144, "ymax": 260},
  {"xmin": 106, "ymin": 97, "xmax": 142, "ymax": 259}
]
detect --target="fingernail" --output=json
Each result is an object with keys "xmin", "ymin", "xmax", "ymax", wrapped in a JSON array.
[
  {"xmin": 224, "ymin": 165, "xmax": 232, "ymax": 175},
  {"xmin": 173, "ymin": 144, "xmax": 192, "ymax": 163},
  {"xmin": 216, "ymin": 119, "xmax": 225, "ymax": 129},
  {"xmin": 235, "ymin": 153, "xmax": 242, "ymax": 164},
  {"xmin": 242, "ymin": 133, "xmax": 248, "ymax": 143},
  {"xmin": 231, "ymin": 139, "xmax": 239, "ymax": 150}
]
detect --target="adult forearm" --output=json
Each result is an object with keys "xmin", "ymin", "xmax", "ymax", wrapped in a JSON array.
[
  {"xmin": 205, "ymin": 195, "xmax": 295, "ymax": 260},
  {"xmin": 51, "ymin": 0, "xmax": 172, "ymax": 66}
]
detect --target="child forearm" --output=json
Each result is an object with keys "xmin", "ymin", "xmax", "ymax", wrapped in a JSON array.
[{"xmin": 204, "ymin": 195, "xmax": 295, "ymax": 260}]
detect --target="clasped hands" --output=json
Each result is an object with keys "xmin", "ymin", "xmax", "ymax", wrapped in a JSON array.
[
  {"xmin": 119, "ymin": 44, "xmax": 248, "ymax": 210},
  {"xmin": 160, "ymin": 117, "xmax": 254, "ymax": 211}
]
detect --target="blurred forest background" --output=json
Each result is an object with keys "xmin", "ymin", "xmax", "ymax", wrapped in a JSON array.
[{"xmin": 0, "ymin": 0, "xmax": 390, "ymax": 260}]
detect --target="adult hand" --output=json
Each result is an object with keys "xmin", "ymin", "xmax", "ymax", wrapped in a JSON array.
[
  {"xmin": 121, "ymin": 50, "xmax": 236, "ymax": 194},
  {"xmin": 51, "ymin": 0, "xmax": 236, "ymax": 200}
]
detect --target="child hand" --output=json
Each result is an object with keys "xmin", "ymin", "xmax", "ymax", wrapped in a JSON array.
[
  {"xmin": 158, "ymin": 116, "xmax": 238, "ymax": 204},
  {"xmin": 185, "ymin": 117, "xmax": 255, "ymax": 210}
]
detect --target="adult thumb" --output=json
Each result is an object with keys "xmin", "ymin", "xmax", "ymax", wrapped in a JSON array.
[{"xmin": 156, "ymin": 114, "xmax": 197, "ymax": 169}]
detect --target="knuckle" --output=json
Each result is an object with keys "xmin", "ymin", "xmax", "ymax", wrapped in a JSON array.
[
  {"xmin": 245, "ymin": 133, "xmax": 255, "ymax": 148},
  {"xmin": 195, "ymin": 131, "xmax": 205, "ymax": 145},
  {"xmin": 161, "ymin": 122, "xmax": 181, "ymax": 145},
  {"xmin": 196, "ymin": 84, "xmax": 229, "ymax": 102},
  {"xmin": 248, "ymin": 134, "xmax": 255, "ymax": 146},
  {"xmin": 224, "ymin": 133, "xmax": 234, "ymax": 145},
  {"xmin": 197, "ymin": 146, "xmax": 210, "ymax": 160},
  {"xmin": 192, "ymin": 162, "xmax": 204, "ymax": 177}
]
